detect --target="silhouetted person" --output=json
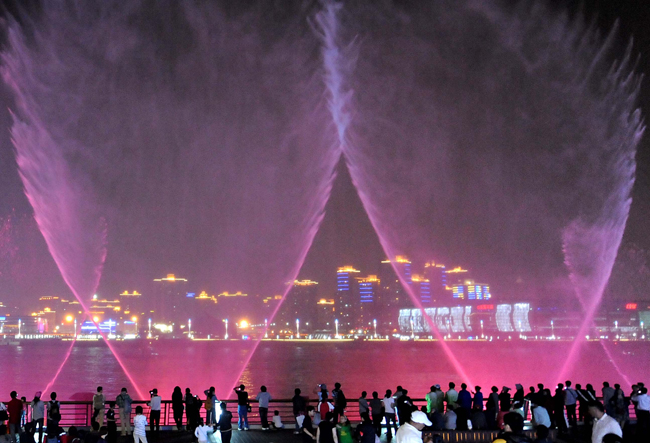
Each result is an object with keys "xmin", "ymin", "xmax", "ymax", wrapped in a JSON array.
[
  {"xmin": 332, "ymin": 383, "xmax": 346, "ymax": 425},
  {"xmin": 396, "ymin": 389, "xmax": 413, "ymax": 426},
  {"xmin": 31, "ymin": 391, "xmax": 45, "ymax": 443},
  {"xmin": 116, "ymin": 388, "xmax": 133, "ymax": 436},
  {"xmin": 292, "ymin": 388, "xmax": 307, "ymax": 434},
  {"xmin": 552, "ymin": 387, "xmax": 568, "ymax": 434},
  {"xmin": 216, "ymin": 403, "xmax": 233, "ymax": 443},
  {"xmin": 234, "ymin": 384, "xmax": 249, "ymax": 431},
  {"xmin": 493, "ymin": 412, "xmax": 532, "ymax": 443},
  {"xmin": 486, "ymin": 386, "xmax": 499, "ymax": 430},
  {"xmin": 171, "ymin": 387, "xmax": 184, "ymax": 431},
  {"xmin": 471, "ymin": 406, "xmax": 487, "ymax": 430},
  {"xmin": 564, "ymin": 381, "xmax": 578, "ymax": 428},
  {"xmin": 105, "ymin": 402, "xmax": 117, "ymax": 443},
  {"xmin": 369, "ymin": 391, "xmax": 383, "ymax": 436}
]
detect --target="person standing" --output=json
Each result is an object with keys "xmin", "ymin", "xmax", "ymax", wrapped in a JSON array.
[
  {"xmin": 589, "ymin": 401, "xmax": 621, "ymax": 443},
  {"xmin": 171, "ymin": 387, "xmax": 184, "ymax": 431},
  {"xmin": 396, "ymin": 389, "xmax": 413, "ymax": 426},
  {"xmin": 382, "ymin": 390, "xmax": 397, "ymax": 441},
  {"xmin": 564, "ymin": 381, "xmax": 578, "ymax": 428},
  {"xmin": 106, "ymin": 402, "xmax": 117, "ymax": 443},
  {"xmin": 216, "ymin": 403, "xmax": 233, "ymax": 443},
  {"xmin": 133, "ymin": 406, "xmax": 147, "ymax": 443},
  {"xmin": 332, "ymin": 383, "xmax": 346, "ymax": 425},
  {"xmin": 203, "ymin": 387, "xmax": 217, "ymax": 426},
  {"xmin": 369, "ymin": 391, "xmax": 383, "ymax": 437},
  {"xmin": 359, "ymin": 392, "xmax": 369, "ymax": 422},
  {"xmin": 457, "ymin": 384, "xmax": 472, "ymax": 415},
  {"xmin": 425, "ymin": 386, "xmax": 436, "ymax": 417},
  {"xmin": 32, "ymin": 392, "xmax": 45, "ymax": 443},
  {"xmin": 473, "ymin": 386, "xmax": 484, "ymax": 411},
  {"xmin": 316, "ymin": 412, "xmax": 337, "ymax": 443},
  {"xmin": 602, "ymin": 382, "xmax": 615, "ymax": 417},
  {"xmin": 486, "ymin": 386, "xmax": 499, "ymax": 430},
  {"xmin": 445, "ymin": 383, "xmax": 458, "ymax": 410},
  {"xmin": 93, "ymin": 387, "xmax": 106, "ymax": 428},
  {"xmin": 116, "ymin": 388, "xmax": 132, "ymax": 436},
  {"xmin": 611, "ymin": 384, "xmax": 626, "ymax": 427},
  {"xmin": 256, "ymin": 386, "xmax": 272, "ymax": 430},
  {"xmin": 576, "ymin": 384, "xmax": 594, "ymax": 425},
  {"xmin": 395, "ymin": 410, "xmax": 432, "ymax": 443},
  {"xmin": 147, "ymin": 389, "xmax": 161, "ymax": 434},
  {"xmin": 7, "ymin": 391, "xmax": 22, "ymax": 443},
  {"xmin": 184, "ymin": 388, "xmax": 197, "ymax": 432},
  {"xmin": 552, "ymin": 387, "xmax": 568, "ymax": 434},
  {"xmin": 631, "ymin": 386, "xmax": 649, "ymax": 441},
  {"xmin": 47, "ymin": 392, "xmax": 61, "ymax": 433},
  {"xmin": 234, "ymin": 384, "xmax": 249, "ymax": 431},
  {"xmin": 292, "ymin": 388, "xmax": 307, "ymax": 434},
  {"xmin": 302, "ymin": 407, "xmax": 316, "ymax": 443}
]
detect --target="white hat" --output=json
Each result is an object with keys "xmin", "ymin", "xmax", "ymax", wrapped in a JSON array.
[{"xmin": 410, "ymin": 411, "xmax": 432, "ymax": 426}]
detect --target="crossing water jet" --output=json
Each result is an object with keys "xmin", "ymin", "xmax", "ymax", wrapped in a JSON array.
[{"xmin": 330, "ymin": 0, "xmax": 643, "ymax": 384}]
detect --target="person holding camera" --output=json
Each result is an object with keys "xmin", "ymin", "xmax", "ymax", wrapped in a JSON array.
[
  {"xmin": 233, "ymin": 385, "xmax": 249, "ymax": 431},
  {"xmin": 147, "ymin": 389, "xmax": 161, "ymax": 434}
]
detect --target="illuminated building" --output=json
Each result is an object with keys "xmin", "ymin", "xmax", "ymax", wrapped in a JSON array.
[
  {"xmin": 119, "ymin": 291, "xmax": 143, "ymax": 316},
  {"xmin": 445, "ymin": 267, "xmax": 470, "ymax": 285},
  {"xmin": 411, "ymin": 275, "xmax": 432, "ymax": 305},
  {"xmin": 151, "ymin": 274, "xmax": 188, "ymax": 323},
  {"xmin": 316, "ymin": 298, "xmax": 336, "ymax": 329},
  {"xmin": 451, "ymin": 281, "xmax": 491, "ymax": 301},
  {"xmin": 424, "ymin": 262, "xmax": 447, "ymax": 303},
  {"xmin": 378, "ymin": 256, "xmax": 412, "ymax": 319},
  {"xmin": 356, "ymin": 275, "xmax": 380, "ymax": 325},
  {"xmin": 277, "ymin": 280, "xmax": 318, "ymax": 329},
  {"xmin": 337, "ymin": 267, "xmax": 360, "ymax": 329}
]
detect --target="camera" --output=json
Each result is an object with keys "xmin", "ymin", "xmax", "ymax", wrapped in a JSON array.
[{"xmin": 149, "ymin": 389, "xmax": 156, "ymax": 396}]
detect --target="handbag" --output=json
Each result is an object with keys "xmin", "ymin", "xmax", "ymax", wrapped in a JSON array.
[{"xmin": 0, "ymin": 410, "xmax": 8, "ymax": 421}]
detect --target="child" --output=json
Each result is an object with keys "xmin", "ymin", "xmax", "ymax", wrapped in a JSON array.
[
  {"xmin": 194, "ymin": 418, "xmax": 211, "ymax": 443},
  {"xmin": 21, "ymin": 397, "xmax": 27, "ymax": 427},
  {"xmin": 133, "ymin": 406, "xmax": 147, "ymax": 443},
  {"xmin": 271, "ymin": 410, "xmax": 284, "ymax": 429}
]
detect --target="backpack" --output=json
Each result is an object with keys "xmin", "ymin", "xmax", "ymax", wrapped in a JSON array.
[{"xmin": 205, "ymin": 399, "xmax": 212, "ymax": 411}]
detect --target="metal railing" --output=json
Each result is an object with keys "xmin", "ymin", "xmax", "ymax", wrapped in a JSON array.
[{"xmin": 6, "ymin": 397, "xmax": 637, "ymax": 428}]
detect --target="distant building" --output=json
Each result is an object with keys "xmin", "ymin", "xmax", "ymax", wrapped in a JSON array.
[
  {"xmin": 277, "ymin": 280, "xmax": 318, "ymax": 329},
  {"xmin": 445, "ymin": 267, "xmax": 470, "ymax": 285},
  {"xmin": 337, "ymin": 266, "xmax": 360, "ymax": 330},
  {"xmin": 151, "ymin": 274, "xmax": 188, "ymax": 323},
  {"xmin": 451, "ymin": 280, "xmax": 491, "ymax": 301},
  {"xmin": 316, "ymin": 298, "xmax": 336, "ymax": 330},
  {"xmin": 411, "ymin": 275, "xmax": 432, "ymax": 305},
  {"xmin": 356, "ymin": 275, "xmax": 380, "ymax": 326},
  {"xmin": 378, "ymin": 256, "xmax": 412, "ymax": 322},
  {"xmin": 424, "ymin": 262, "xmax": 447, "ymax": 303}
]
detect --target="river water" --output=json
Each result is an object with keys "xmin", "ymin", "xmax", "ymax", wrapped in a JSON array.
[{"xmin": 1, "ymin": 340, "xmax": 647, "ymax": 401}]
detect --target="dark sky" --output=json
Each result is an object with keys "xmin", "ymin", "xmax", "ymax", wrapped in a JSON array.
[{"xmin": 0, "ymin": 0, "xmax": 649, "ymax": 305}]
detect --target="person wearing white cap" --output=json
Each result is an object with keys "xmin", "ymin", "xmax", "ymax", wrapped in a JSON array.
[{"xmin": 395, "ymin": 410, "xmax": 433, "ymax": 443}]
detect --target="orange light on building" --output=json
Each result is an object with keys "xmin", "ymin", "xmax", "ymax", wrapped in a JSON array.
[
  {"xmin": 626, "ymin": 303, "xmax": 638, "ymax": 310},
  {"xmin": 239, "ymin": 320, "xmax": 249, "ymax": 329},
  {"xmin": 92, "ymin": 316, "xmax": 100, "ymax": 322},
  {"xmin": 477, "ymin": 304, "xmax": 494, "ymax": 310},
  {"xmin": 65, "ymin": 315, "xmax": 74, "ymax": 322},
  {"xmin": 131, "ymin": 316, "xmax": 138, "ymax": 322}
]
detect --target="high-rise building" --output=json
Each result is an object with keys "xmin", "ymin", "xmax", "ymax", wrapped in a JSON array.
[
  {"xmin": 337, "ymin": 266, "xmax": 360, "ymax": 330},
  {"xmin": 356, "ymin": 275, "xmax": 380, "ymax": 326},
  {"xmin": 411, "ymin": 275, "xmax": 432, "ymax": 305},
  {"xmin": 277, "ymin": 280, "xmax": 318, "ymax": 329},
  {"xmin": 378, "ymin": 257, "xmax": 412, "ymax": 321},
  {"xmin": 151, "ymin": 274, "xmax": 188, "ymax": 323},
  {"xmin": 424, "ymin": 262, "xmax": 447, "ymax": 303}
]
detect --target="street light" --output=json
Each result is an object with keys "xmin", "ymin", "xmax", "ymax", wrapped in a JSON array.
[
  {"xmin": 224, "ymin": 319, "xmax": 229, "ymax": 340},
  {"xmin": 296, "ymin": 319, "xmax": 300, "ymax": 339},
  {"xmin": 335, "ymin": 319, "xmax": 339, "ymax": 339},
  {"xmin": 188, "ymin": 319, "xmax": 192, "ymax": 339},
  {"xmin": 148, "ymin": 319, "xmax": 152, "ymax": 339},
  {"xmin": 373, "ymin": 319, "xmax": 377, "ymax": 338},
  {"xmin": 264, "ymin": 318, "xmax": 268, "ymax": 338}
]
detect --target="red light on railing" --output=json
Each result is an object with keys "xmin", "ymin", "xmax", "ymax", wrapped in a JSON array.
[
  {"xmin": 477, "ymin": 304, "xmax": 494, "ymax": 310},
  {"xmin": 625, "ymin": 303, "xmax": 637, "ymax": 310}
]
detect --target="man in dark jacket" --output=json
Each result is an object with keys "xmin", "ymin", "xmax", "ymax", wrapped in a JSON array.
[{"xmin": 332, "ymin": 383, "xmax": 346, "ymax": 424}]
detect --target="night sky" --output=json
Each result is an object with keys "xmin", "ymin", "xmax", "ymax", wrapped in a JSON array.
[{"xmin": 0, "ymin": 0, "xmax": 648, "ymax": 306}]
